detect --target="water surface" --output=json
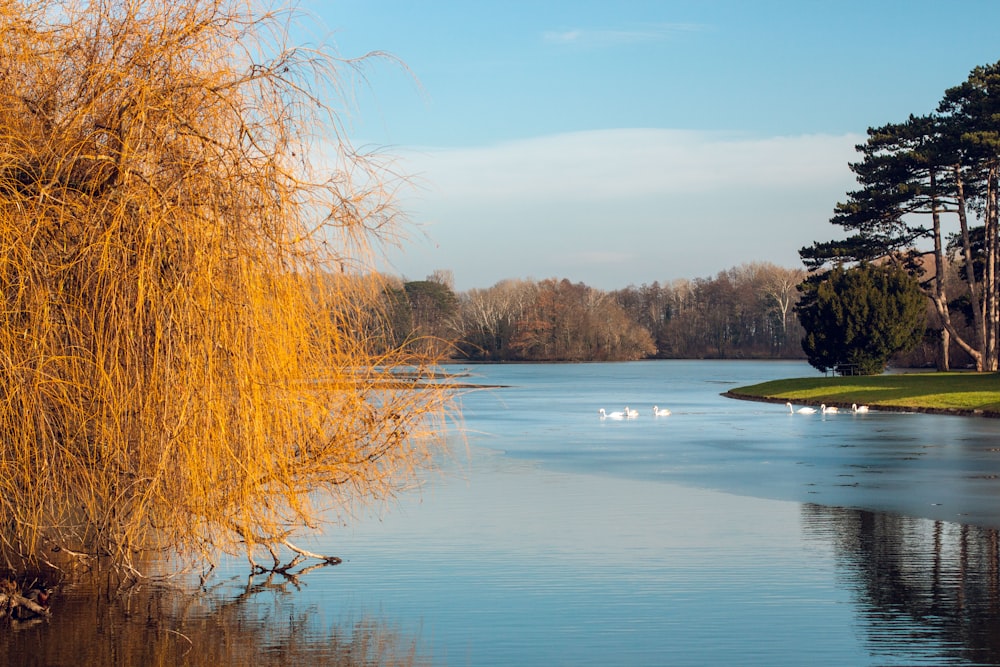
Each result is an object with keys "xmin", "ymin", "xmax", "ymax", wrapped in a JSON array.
[{"xmin": 6, "ymin": 360, "xmax": 1000, "ymax": 666}]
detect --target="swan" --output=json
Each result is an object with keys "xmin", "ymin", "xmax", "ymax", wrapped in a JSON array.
[
  {"xmin": 599, "ymin": 408, "xmax": 625, "ymax": 420},
  {"xmin": 852, "ymin": 403, "xmax": 869, "ymax": 413},
  {"xmin": 653, "ymin": 406, "xmax": 671, "ymax": 417},
  {"xmin": 624, "ymin": 407, "xmax": 639, "ymax": 419},
  {"xmin": 786, "ymin": 402, "xmax": 816, "ymax": 414},
  {"xmin": 821, "ymin": 404, "xmax": 839, "ymax": 414}
]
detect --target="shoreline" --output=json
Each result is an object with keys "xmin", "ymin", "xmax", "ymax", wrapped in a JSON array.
[{"xmin": 723, "ymin": 390, "xmax": 1000, "ymax": 419}]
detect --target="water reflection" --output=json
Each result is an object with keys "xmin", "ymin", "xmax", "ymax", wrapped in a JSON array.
[
  {"xmin": 804, "ymin": 504, "xmax": 1000, "ymax": 665},
  {"xmin": 0, "ymin": 569, "xmax": 428, "ymax": 666}
]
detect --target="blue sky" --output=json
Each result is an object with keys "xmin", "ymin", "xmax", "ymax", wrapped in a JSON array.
[{"xmin": 300, "ymin": 1, "xmax": 1000, "ymax": 291}]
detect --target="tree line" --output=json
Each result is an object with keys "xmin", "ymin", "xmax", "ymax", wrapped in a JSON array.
[{"xmin": 378, "ymin": 263, "xmax": 809, "ymax": 362}]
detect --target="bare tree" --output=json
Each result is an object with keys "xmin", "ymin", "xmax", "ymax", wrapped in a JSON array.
[
  {"xmin": 457, "ymin": 279, "xmax": 535, "ymax": 360},
  {"xmin": 748, "ymin": 262, "xmax": 807, "ymax": 352}
]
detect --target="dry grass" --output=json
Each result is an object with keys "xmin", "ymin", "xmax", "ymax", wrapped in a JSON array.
[{"xmin": 0, "ymin": 0, "xmax": 450, "ymax": 576}]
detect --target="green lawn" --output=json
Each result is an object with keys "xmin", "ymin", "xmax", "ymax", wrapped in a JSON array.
[{"xmin": 728, "ymin": 372, "xmax": 1000, "ymax": 416}]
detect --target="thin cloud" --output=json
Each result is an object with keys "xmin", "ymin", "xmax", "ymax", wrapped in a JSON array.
[
  {"xmin": 563, "ymin": 250, "xmax": 635, "ymax": 266},
  {"xmin": 542, "ymin": 23, "xmax": 704, "ymax": 47},
  {"xmin": 400, "ymin": 129, "xmax": 861, "ymax": 203}
]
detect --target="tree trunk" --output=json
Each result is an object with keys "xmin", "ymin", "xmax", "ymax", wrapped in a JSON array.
[
  {"xmin": 954, "ymin": 164, "xmax": 985, "ymax": 366},
  {"xmin": 987, "ymin": 164, "xmax": 1000, "ymax": 371},
  {"xmin": 939, "ymin": 327, "xmax": 951, "ymax": 371},
  {"xmin": 921, "ymin": 171, "xmax": 986, "ymax": 370},
  {"xmin": 930, "ymin": 182, "xmax": 952, "ymax": 371}
]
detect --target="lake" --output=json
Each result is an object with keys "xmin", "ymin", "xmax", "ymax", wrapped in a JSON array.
[{"xmin": 6, "ymin": 360, "xmax": 1000, "ymax": 666}]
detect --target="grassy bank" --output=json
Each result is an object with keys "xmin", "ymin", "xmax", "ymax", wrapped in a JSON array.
[{"xmin": 726, "ymin": 372, "xmax": 1000, "ymax": 417}]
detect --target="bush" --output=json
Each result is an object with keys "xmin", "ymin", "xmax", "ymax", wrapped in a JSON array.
[{"xmin": 795, "ymin": 263, "xmax": 925, "ymax": 375}]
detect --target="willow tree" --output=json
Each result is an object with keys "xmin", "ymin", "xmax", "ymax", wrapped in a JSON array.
[{"xmin": 0, "ymin": 0, "xmax": 449, "ymax": 576}]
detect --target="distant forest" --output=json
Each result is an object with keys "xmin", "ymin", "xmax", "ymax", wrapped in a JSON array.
[
  {"xmin": 373, "ymin": 263, "xmax": 806, "ymax": 363},
  {"xmin": 372, "ymin": 262, "xmax": 964, "ymax": 367}
]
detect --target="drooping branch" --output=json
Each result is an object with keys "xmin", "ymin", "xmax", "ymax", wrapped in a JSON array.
[{"xmin": 0, "ymin": 0, "xmax": 451, "ymax": 579}]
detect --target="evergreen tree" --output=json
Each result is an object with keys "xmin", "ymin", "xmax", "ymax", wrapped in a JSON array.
[{"xmin": 795, "ymin": 264, "xmax": 925, "ymax": 375}]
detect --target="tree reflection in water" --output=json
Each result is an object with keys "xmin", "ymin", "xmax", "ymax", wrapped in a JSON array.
[
  {"xmin": 803, "ymin": 504, "xmax": 1000, "ymax": 665},
  {"xmin": 0, "ymin": 567, "xmax": 427, "ymax": 666}
]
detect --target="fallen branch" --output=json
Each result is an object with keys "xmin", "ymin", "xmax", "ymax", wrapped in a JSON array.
[
  {"xmin": 283, "ymin": 540, "xmax": 342, "ymax": 566},
  {"xmin": 244, "ymin": 539, "xmax": 342, "ymax": 575}
]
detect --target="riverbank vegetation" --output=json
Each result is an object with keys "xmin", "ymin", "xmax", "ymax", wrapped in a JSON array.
[
  {"xmin": 0, "ymin": 0, "xmax": 450, "ymax": 579},
  {"xmin": 728, "ymin": 372, "xmax": 1000, "ymax": 415}
]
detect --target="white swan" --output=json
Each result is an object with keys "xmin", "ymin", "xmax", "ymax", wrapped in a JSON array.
[
  {"xmin": 852, "ymin": 403, "xmax": 869, "ymax": 413},
  {"xmin": 821, "ymin": 404, "xmax": 839, "ymax": 414},
  {"xmin": 624, "ymin": 406, "xmax": 639, "ymax": 419},
  {"xmin": 786, "ymin": 402, "xmax": 816, "ymax": 414},
  {"xmin": 599, "ymin": 408, "xmax": 625, "ymax": 420},
  {"xmin": 653, "ymin": 406, "xmax": 671, "ymax": 417}
]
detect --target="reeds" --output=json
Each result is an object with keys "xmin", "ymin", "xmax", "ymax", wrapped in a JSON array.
[{"xmin": 0, "ymin": 0, "xmax": 449, "ymax": 575}]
